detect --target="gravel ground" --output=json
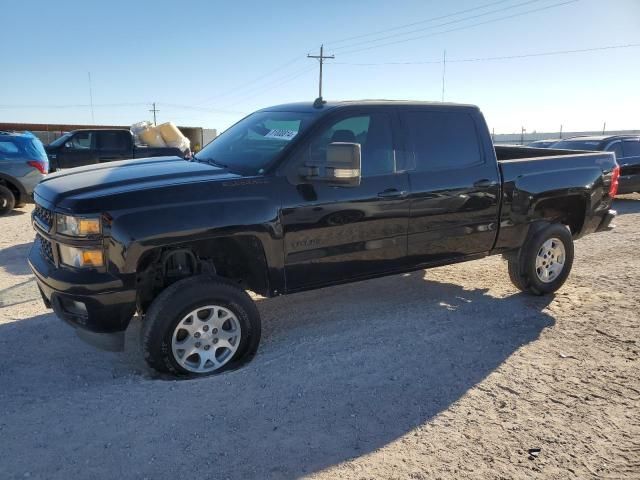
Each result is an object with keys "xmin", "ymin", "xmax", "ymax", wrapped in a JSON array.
[{"xmin": 0, "ymin": 197, "xmax": 639, "ymax": 480}]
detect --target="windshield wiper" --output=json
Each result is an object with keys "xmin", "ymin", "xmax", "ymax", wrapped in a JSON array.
[
  {"xmin": 207, "ymin": 158, "xmax": 228, "ymax": 168},
  {"xmin": 192, "ymin": 155, "xmax": 228, "ymax": 169}
]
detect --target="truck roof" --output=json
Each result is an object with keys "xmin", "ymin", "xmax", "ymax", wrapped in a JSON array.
[
  {"xmin": 67, "ymin": 128, "xmax": 131, "ymax": 132},
  {"xmin": 260, "ymin": 99, "xmax": 480, "ymax": 113}
]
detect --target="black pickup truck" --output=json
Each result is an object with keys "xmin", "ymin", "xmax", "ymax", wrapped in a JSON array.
[
  {"xmin": 45, "ymin": 128, "xmax": 187, "ymax": 171},
  {"xmin": 29, "ymin": 100, "xmax": 619, "ymax": 377}
]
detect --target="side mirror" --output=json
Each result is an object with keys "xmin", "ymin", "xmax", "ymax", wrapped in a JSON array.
[
  {"xmin": 299, "ymin": 142, "xmax": 361, "ymax": 187},
  {"xmin": 64, "ymin": 141, "xmax": 73, "ymax": 149}
]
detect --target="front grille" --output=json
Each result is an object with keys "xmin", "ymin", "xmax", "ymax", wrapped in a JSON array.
[
  {"xmin": 33, "ymin": 204, "xmax": 53, "ymax": 231},
  {"xmin": 36, "ymin": 233, "xmax": 54, "ymax": 264}
]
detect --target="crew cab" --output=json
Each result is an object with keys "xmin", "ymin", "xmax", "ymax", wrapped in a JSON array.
[
  {"xmin": 45, "ymin": 128, "xmax": 188, "ymax": 171},
  {"xmin": 552, "ymin": 135, "xmax": 640, "ymax": 194},
  {"xmin": 29, "ymin": 100, "xmax": 619, "ymax": 377}
]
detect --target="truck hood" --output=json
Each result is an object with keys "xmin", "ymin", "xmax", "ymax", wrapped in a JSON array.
[{"xmin": 35, "ymin": 156, "xmax": 241, "ymax": 212}]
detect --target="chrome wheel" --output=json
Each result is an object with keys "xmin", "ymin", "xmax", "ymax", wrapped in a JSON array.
[
  {"xmin": 535, "ymin": 237, "xmax": 566, "ymax": 283},
  {"xmin": 171, "ymin": 305, "xmax": 241, "ymax": 373}
]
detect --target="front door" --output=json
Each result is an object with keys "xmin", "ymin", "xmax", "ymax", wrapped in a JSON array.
[
  {"xmin": 280, "ymin": 109, "xmax": 410, "ymax": 291},
  {"xmin": 399, "ymin": 108, "xmax": 501, "ymax": 264},
  {"xmin": 58, "ymin": 131, "xmax": 99, "ymax": 169}
]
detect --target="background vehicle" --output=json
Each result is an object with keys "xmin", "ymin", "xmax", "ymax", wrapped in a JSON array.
[
  {"xmin": 29, "ymin": 100, "xmax": 619, "ymax": 377},
  {"xmin": 551, "ymin": 135, "xmax": 640, "ymax": 193},
  {"xmin": 526, "ymin": 138, "xmax": 563, "ymax": 148},
  {"xmin": 0, "ymin": 131, "xmax": 48, "ymax": 215},
  {"xmin": 45, "ymin": 128, "xmax": 189, "ymax": 171}
]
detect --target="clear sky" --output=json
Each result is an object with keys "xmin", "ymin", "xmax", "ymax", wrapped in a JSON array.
[{"xmin": 1, "ymin": 0, "xmax": 638, "ymax": 134}]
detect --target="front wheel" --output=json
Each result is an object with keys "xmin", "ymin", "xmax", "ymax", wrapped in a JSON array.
[
  {"xmin": 0, "ymin": 185, "xmax": 16, "ymax": 216},
  {"xmin": 142, "ymin": 275, "xmax": 261, "ymax": 376},
  {"xmin": 507, "ymin": 223, "xmax": 574, "ymax": 295}
]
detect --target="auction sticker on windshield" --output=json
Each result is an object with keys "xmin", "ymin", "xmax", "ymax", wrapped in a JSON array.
[{"xmin": 264, "ymin": 129, "xmax": 298, "ymax": 141}]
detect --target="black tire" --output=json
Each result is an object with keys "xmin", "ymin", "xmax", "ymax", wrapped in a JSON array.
[
  {"xmin": 507, "ymin": 223, "xmax": 574, "ymax": 296},
  {"xmin": 141, "ymin": 275, "xmax": 261, "ymax": 376},
  {"xmin": 0, "ymin": 185, "xmax": 16, "ymax": 216}
]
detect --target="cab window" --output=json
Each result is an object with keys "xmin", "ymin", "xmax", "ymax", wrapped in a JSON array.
[
  {"xmin": 622, "ymin": 139, "xmax": 640, "ymax": 158},
  {"xmin": 607, "ymin": 142, "xmax": 623, "ymax": 159},
  {"xmin": 306, "ymin": 113, "xmax": 395, "ymax": 177},
  {"xmin": 70, "ymin": 132, "xmax": 93, "ymax": 149},
  {"xmin": 403, "ymin": 110, "xmax": 482, "ymax": 171}
]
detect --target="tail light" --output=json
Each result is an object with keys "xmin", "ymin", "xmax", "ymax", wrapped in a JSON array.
[
  {"xmin": 609, "ymin": 165, "xmax": 620, "ymax": 198},
  {"xmin": 27, "ymin": 160, "xmax": 48, "ymax": 174}
]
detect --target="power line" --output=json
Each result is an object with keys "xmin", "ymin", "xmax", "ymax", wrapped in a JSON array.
[
  {"xmin": 331, "ymin": 0, "xmax": 545, "ymax": 53},
  {"xmin": 194, "ymin": 52, "xmax": 312, "ymax": 107},
  {"xmin": 337, "ymin": 0, "xmax": 579, "ymax": 56},
  {"xmin": 328, "ymin": 43, "xmax": 640, "ymax": 66},
  {"xmin": 0, "ymin": 103, "xmax": 148, "ymax": 109},
  {"xmin": 325, "ymin": 0, "xmax": 513, "ymax": 47},
  {"xmin": 221, "ymin": 66, "xmax": 316, "ymax": 108},
  {"xmin": 157, "ymin": 103, "xmax": 247, "ymax": 115}
]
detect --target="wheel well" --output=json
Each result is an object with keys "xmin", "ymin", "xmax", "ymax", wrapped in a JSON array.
[
  {"xmin": 135, "ymin": 236, "xmax": 269, "ymax": 313},
  {"xmin": 533, "ymin": 195, "xmax": 586, "ymax": 235},
  {"xmin": 0, "ymin": 179, "xmax": 21, "ymax": 204}
]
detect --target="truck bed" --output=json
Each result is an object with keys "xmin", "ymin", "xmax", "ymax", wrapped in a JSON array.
[
  {"xmin": 495, "ymin": 145, "xmax": 603, "ymax": 162},
  {"xmin": 492, "ymin": 145, "xmax": 617, "ymax": 251}
]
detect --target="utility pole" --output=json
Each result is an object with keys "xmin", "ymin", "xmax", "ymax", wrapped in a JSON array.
[
  {"xmin": 307, "ymin": 45, "xmax": 334, "ymax": 102},
  {"xmin": 441, "ymin": 49, "xmax": 447, "ymax": 102},
  {"xmin": 602, "ymin": 121, "xmax": 606, "ymax": 134},
  {"xmin": 559, "ymin": 124, "xmax": 563, "ymax": 138},
  {"xmin": 521, "ymin": 126, "xmax": 526, "ymax": 145},
  {"xmin": 87, "ymin": 72, "xmax": 95, "ymax": 124},
  {"xmin": 149, "ymin": 102, "xmax": 159, "ymax": 126}
]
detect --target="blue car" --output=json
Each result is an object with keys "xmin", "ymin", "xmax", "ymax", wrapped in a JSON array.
[{"xmin": 0, "ymin": 131, "xmax": 49, "ymax": 215}]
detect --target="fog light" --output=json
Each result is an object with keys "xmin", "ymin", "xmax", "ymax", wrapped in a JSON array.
[{"xmin": 60, "ymin": 298, "xmax": 88, "ymax": 316}]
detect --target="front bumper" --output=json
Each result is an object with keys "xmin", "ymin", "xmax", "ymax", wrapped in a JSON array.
[{"xmin": 29, "ymin": 238, "xmax": 136, "ymax": 351}]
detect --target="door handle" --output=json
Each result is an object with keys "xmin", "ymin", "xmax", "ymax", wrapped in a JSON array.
[
  {"xmin": 473, "ymin": 179, "xmax": 496, "ymax": 188},
  {"xmin": 377, "ymin": 188, "xmax": 407, "ymax": 198}
]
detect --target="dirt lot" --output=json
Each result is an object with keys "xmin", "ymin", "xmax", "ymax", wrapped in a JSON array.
[{"xmin": 0, "ymin": 197, "xmax": 639, "ymax": 480}]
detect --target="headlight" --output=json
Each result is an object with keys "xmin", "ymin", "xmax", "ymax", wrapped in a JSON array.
[
  {"xmin": 58, "ymin": 245, "xmax": 104, "ymax": 268},
  {"xmin": 56, "ymin": 214, "xmax": 101, "ymax": 236}
]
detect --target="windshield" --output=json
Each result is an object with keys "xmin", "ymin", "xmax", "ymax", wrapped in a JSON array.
[
  {"xmin": 196, "ymin": 111, "xmax": 314, "ymax": 175},
  {"xmin": 552, "ymin": 140, "xmax": 604, "ymax": 151},
  {"xmin": 48, "ymin": 132, "xmax": 72, "ymax": 148}
]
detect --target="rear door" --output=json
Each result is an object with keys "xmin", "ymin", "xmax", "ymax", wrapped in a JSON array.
[
  {"xmin": 399, "ymin": 107, "xmax": 501, "ymax": 264},
  {"xmin": 97, "ymin": 131, "xmax": 132, "ymax": 162},
  {"xmin": 57, "ymin": 131, "xmax": 98, "ymax": 169}
]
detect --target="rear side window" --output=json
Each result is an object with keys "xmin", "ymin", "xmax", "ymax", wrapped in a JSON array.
[
  {"xmin": 98, "ymin": 131, "xmax": 129, "ymax": 150},
  {"xmin": 622, "ymin": 139, "xmax": 640, "ymax": 157},
  {"xmin": 403, "ymin": 111, "xmax": 482, "ymax": 171},
  {"xmin": 0, "ymin": 141, "xmax": 20, "ymax": 155}
]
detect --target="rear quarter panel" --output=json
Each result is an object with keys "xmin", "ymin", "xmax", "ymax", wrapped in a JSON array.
[{"xmin": 495, "ymin": 152, "xmax": 616, "ymax": 251}]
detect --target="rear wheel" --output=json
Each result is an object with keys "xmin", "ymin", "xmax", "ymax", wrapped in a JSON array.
[
  {"xmin": 507, "ymin": 223, "xmax": 574, "ymax": 295},
  {"xmin": 0, "ymin": 185, "xmax": 16, "ymax": 216},
  {"xmin": 141, "ymin": 275, "xmax": 261, "ymax": 376}
]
